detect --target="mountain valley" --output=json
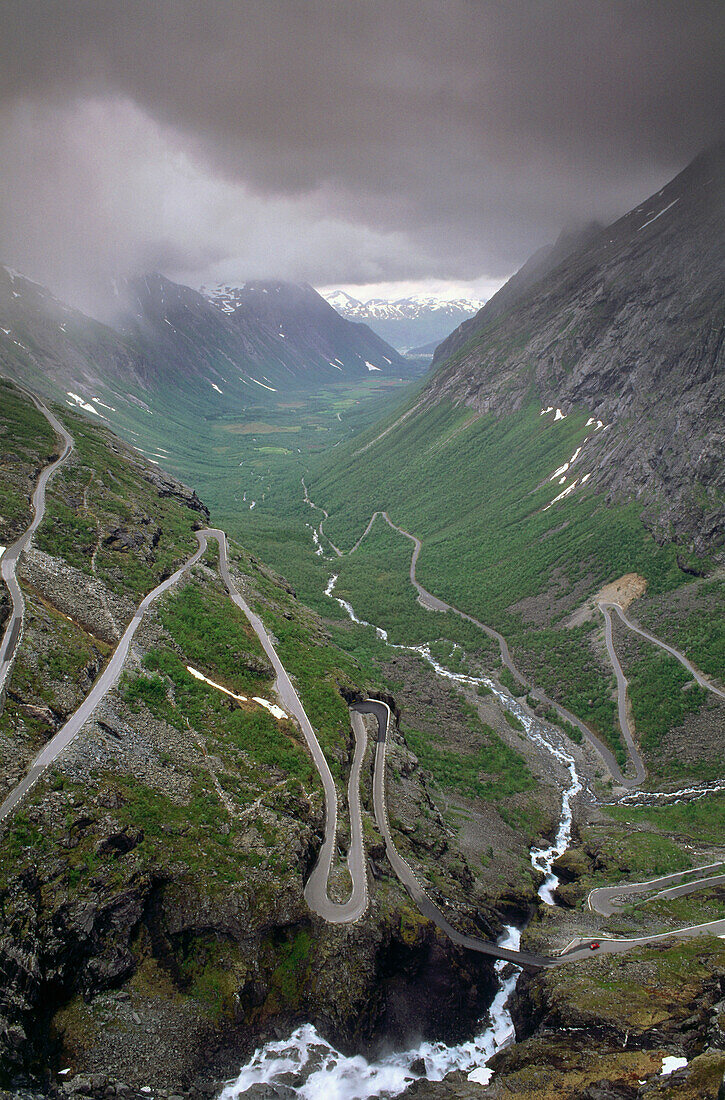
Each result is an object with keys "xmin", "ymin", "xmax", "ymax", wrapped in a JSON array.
[{"xmin": 0, "ymin": 146, "xmax": 723, "ymax": 1100}]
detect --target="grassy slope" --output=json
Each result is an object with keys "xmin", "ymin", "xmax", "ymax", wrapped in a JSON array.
[
  {"xmin": 0, "ymin": 379, "xmax": 57, "ymax": 546},
  {"xmin": 294, "ymin": 398, "xmax": 717, "ymax": 766}
]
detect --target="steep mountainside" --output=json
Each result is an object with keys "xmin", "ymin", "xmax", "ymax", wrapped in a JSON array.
[
  {"xmin": 432, "ymin": 222, "xmax": 602, "ymax": 365},
  {"xmin": 134, "ymin": 275, "xmax": 409, "ymax": 387},
  {"xmin": 0, "ymin": 383, "xmax": 515, "ymax": 1090},
  {"xmin": 0, "ymin": 271, "xmax": 411, "ymax": 449},
  {"xmin": 300, "ymin": 147, "xmax": 724, "ymax": 784},
  {"xmin": 429, "ymin": 146, "xmax": 725, "ymax": 551},
  {"xmin": 322, "ymin": 291, "xmax": 483, "ymax": 352},
  {"xmin": 0, "ymin": 268, "xmax": 150, "ymax": 410}
]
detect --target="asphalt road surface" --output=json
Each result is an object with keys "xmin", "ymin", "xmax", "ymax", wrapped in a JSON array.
[
  {"xmin": 609, "ymin": 602, "xmax": 725, "ymax": 700},
  {"xmin": 357, "ymin": 699, "xmax": 725, "ymax": 969},
  {"xmin": 1, "ymin": 451, "xmax": 721, "ymax": 967},
  {"xmin": 0, "ymin": 532, "xmax": 208, "ymax": 822},
  {"xmin": 598, "ymin": 603, "xmax": 647, "ymax": 784},
  {"xmin": 0, "ymin": 397, "xmax": 74, "ymax": 707},
  {"xmin": 210, "ymin": 527, "xmax": 368, "ymax": 922},
  {"xmin": 589, "ymin": 862, "xmax": 725, "ymax": 917},
  {"xmin": 350, "ymin": 511, "xmax": 638, "ymax": 788}
]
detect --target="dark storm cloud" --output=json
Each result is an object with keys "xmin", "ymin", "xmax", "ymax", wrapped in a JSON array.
[{"xmin": 0, "ymin": 0, "xmax": 723, "ymax": 305}]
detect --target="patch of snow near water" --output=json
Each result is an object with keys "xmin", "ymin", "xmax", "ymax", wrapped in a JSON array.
[{"xmin": 221, "ymin": 929, "xmax": 522, "ymax": 1099}]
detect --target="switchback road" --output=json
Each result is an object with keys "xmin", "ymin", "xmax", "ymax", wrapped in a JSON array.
[
  {"xmin": 1, "ymin": 428, "xmax": 722, "ymax": 970},
  {"xmin": 605, "ymin": 601, "xmax": 725, "ymax": 699},
  {"xmin": 343, "ymin": 510, "xmax": 639, "ymax": 788},
  {"xmin": 0, "ymin": 522, "xmax": 369, "ymax": 924},
  {"xmin": 0, "ymin": 396, "xmax": 74, "ymax": 710},
  {"xmin": 210, "ymin": 528, "xmax": 368, "ymax": 923},
  {"xmin": 0, "ymin": 534, "xmax": 207, "ymax": 822},
  {"xmin": 588, "ymin": 862, "xmax": 725, "ymax": 917},
  {"xmin": 358, "ymin": 700, "xmax": 725, "ymax": 969},
  {"xmin": 598, "ymin": 603, "xmax": 647, "ymax": 784}
]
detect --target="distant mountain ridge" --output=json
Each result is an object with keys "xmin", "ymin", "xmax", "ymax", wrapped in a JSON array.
[
  {"xmin": 320, "ymin": 290, "xmax": 484, "ymax": 352},
  {"xmin": 124, "ymin": 274, "xmax": 409, "ymax": 390},
  {"xmin": 0, "ymin": 269, "xmax": 414, "ymax": 439}
]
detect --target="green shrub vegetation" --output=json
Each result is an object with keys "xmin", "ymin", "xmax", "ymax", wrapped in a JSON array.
[
  {"xmin": 401, "ymin": 713, "xmax": 536, "ymax": 802},
  {"xmin": 216, "ymin": 396, "xmax": 699, "ymax": 758},
  {"xmin": 605, "ymin": 794, "xmax": 725, "ymax": 847},
  {"xmin": 33, "ymin": 409, "xmax": 200, "ymax": 598},
  {"xmin": 622, "ymin": 636, "xmax": 714, "ymax": 776},
  {"xmin": 157, "ymin": 580, "xmax": 270, "ymax": 693},
  {"xmin": 0, "ymin": 380, "xmax": 57, "ymax": 542},
  {"xmin": 498, "ymin": 667, "xmax": 518, "ymax": 694}
]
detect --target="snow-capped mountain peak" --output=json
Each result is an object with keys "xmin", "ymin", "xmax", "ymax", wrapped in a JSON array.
[
  {"xmin": 321, "ymin": 292, "xmax": 484, "ymax": 321},
  {"xmin": 319, "ymin": 291, "xmax": 485, "ymax": 352}
]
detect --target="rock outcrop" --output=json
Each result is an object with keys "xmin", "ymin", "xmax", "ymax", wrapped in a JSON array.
[{"xmin": 429, "ymin": 145, "xmax": 725, "ymax": 556}]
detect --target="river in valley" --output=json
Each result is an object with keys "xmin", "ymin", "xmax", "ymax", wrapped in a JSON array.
[{"xmin": 219, "ymin": 577, "xmax": 584, "ymax": 1098}]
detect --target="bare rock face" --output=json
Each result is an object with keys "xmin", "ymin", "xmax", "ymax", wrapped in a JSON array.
[
  {"xmin": 429, "ymin": 146, "xmax": 725, "ymax": 557},
  {"xmin": 20, "ymin": 548, "xmax": 134, "ymax": 644},
  {"xmin": 401, "ymin": 941, "xmax": 725, "ymax": 1099}
]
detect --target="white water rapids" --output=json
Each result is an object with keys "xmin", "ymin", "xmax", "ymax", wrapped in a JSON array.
[
  {"xmin": 324, "ymin": 573, "xmax": 584, "ymax": 906},
  {"xmin": 221, "ymin": 928, "xmax": 522, "ymax": 1100},
  {"xmin": 220, "ymin": 577, "xmax": 585, "ymax": 1098}
]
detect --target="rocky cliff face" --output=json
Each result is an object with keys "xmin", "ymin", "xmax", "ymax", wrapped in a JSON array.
[
  {"xmin": 405, "ymin": 938, "xmax": 725, "ymax": 1099},
  {"xmin": 0, "ymin": 387, "xmax": 505, "ymax": 1093},
  {"xmin": 427, "ymin": 146, "xmax": 725, "ymax": 558}
]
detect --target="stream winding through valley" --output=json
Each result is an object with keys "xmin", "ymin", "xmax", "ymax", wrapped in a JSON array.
[
  {"xmin": 221, "ymin": 547, "xmax": 586, "ymax": 1097},
  {"xmin": 2, "ymin": 412, "xmax": 721, "ymax": 1095}
]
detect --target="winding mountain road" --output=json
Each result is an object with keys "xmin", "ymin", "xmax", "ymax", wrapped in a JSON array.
[
  {"xmin": 0, "ymin": 397, "xmax": 74, "ymax": 711},
  {"xmin": 307, "ymin": 491, "xmax": 725, "ymax": 961},
  {"xmin": 606, "ymin": 601, "xmax": 725, "ymax": 699},
  {"xmin": 588, "ymin": 862, "xmax": 725, "ymax": 918},
  {"xmin": 358, "ymin": 700, "xmax": 725, "ymax": 968},
  {"xmin": 345, "ymin": 510, "xmax": 639, "ymax": 788},
  {"xmin": 210, "ymin": 527, "xmax": 368, "ymax": 923},
  {"xmin": 1, "ymin": 418, "xmax": 722, "ymax": 972},
  {"xmin": 0, "ymin": 533, "xmax": 208, "ymax": 822},
  {"xmin": 598, "ymin": 603, "xmax": 647, "ymax": 784},
  {"xmin": 0, "ymin": 518, "xmax": 369, "ymax": 924}
]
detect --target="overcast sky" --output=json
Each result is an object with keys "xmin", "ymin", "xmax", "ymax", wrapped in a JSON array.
[{"xmin": 1, "ymin": 0, "xmax": 723, "ymax": 313}]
